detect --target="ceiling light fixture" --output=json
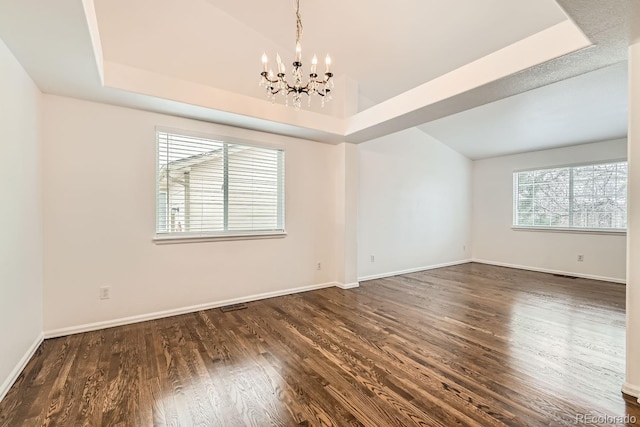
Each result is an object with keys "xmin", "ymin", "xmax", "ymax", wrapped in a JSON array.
[{"xmin": 259, "ymin": 0, "xmax": 333, "ymax": 110}]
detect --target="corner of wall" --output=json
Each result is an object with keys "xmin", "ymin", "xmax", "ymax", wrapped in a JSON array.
[{"xmin": 0, "ymin": 36, "xmax": 45, "ymax": 403}]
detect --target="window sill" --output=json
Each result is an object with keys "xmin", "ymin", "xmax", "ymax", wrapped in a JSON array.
[
  {"xmin": 153, "ymin": 231, "xmax": 287, "ymax": 244},
  {"xmin": 511, "ymin": 226, "xmax": 626, "ymax": 236}
]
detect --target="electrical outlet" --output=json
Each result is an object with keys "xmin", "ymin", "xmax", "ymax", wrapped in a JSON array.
[
  {"xmin": 577, "ymin": 254, "xmax": 584, "ymax": 262},
  {"xmin": 316, "ymin": 262, "xmax": 321, "ymax": 270},
  {"xmin": 99, "ymin": 286, "xmax": 111, "ymax": 300},
  {"xmin": 371, "ymin": 255, "xmax": 375, "ymax": 262}
]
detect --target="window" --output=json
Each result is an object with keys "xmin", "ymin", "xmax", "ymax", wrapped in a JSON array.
[
  {"xmin": 156, "ymin": 130, "xmax": 285, "ymax": 240},
  {"xmin": 513, "ymin": 161, "xmax": 627, "ymax": 231}
]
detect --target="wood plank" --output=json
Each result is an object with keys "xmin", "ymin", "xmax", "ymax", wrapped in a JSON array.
[{"xmin": 1, "ymin": 263, "xmax": 639, "ymax": 426}]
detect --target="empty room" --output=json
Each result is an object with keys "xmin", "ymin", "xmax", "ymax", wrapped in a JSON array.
[{"xmin": 1, "ymin": 0, "xmax": 640, "ymax": 426}]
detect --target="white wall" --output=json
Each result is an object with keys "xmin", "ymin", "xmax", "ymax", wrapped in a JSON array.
[
  {"xmin": 0, "ymin": 39, "xmax": 43, "ymax": 398},
  {"xmin": 472, "ymin": 138, "xmax": 627, "ymax": 282},
  {"xmin": 42, "ymin": 95, "xmax": 341, "ymax": 333},
  {"xmin": 358, "ymin": 128, "xmax": 472, "ymax": 280},
  {"xmin": 334, "ymin": 143, "xmax": 359, "ymax": 287}
]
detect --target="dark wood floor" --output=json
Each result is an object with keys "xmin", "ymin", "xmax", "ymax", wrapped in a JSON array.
[{"xmin": 1, "ymin": 263, "xmax": 639, "ymax": 426}]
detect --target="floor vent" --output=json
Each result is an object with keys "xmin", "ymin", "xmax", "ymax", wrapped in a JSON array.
[
  {"xmin": 220, "ymin": 303, "xmax": 248, "ymax": 312},
  {"xmin": 552, "ymin": 274, "xmax": 577, "ymax": 279}
]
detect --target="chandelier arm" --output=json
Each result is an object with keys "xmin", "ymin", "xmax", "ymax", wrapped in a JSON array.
[
  {"xmin": 285, "ymin": 84, "xmax": 310, "ymax": 95},
  {"xmin": 260, "ymin": 72, "xmax": 281, "ymax": 85},
  {"xmin": 264, "ymin": 85, "xmax": 284, "ymax": 95}
]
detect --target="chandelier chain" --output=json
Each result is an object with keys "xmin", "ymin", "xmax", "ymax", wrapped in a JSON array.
[{"xmin": 295, "ymin": 0, "xmax": 303, "ymax": 45}]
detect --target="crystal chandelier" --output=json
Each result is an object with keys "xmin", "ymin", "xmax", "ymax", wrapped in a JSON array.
[{"xmin": 259, "ymin": 0, "xmax": 333, "ymax": 110}]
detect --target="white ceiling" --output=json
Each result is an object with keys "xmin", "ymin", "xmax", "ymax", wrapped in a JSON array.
[
  {"xmin": 419, "ymin": 61, "xmax": 629, "ymax": 160},
  {"xmin": 94, "ymin": 0, "xmax": 566, "ymax": 108},
  {"xmin": 0, "ymin": 0, "xmax": 634, "ymax": 159}
]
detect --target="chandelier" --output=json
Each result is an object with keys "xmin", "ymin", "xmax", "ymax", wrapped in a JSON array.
[{"xmin": 259, "ymin": 0, "xmax": 333, "ymax": 110}]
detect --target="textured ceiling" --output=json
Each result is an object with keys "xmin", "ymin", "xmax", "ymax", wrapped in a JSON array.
[
  {"xmin": 419, "ymin": 62, "xmax": 628, "ymax": 160},
  {"xmin": 343, "ymin": 0, "xmax": 633, "ymax": 146}
]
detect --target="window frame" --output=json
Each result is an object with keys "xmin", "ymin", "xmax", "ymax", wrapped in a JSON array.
[
  {"xmin": 153, "ymin": 127, "xmax": 286, "ymax": 244},
  {"xmin": 512, "ymin": 159, "xmax": 627, "ymax": 235}
]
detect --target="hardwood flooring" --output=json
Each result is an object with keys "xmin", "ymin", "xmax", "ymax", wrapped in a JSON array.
[{"xmin": 1, "ymin": 263, "xmax": 639, "ymax": 426}]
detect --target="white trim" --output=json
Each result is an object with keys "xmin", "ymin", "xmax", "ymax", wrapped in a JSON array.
[
  {"xmin": 44, "ymin": 282, "xmax": 339, "ymax": 339},
  {"xmin": 81, "ymin": 0, "xmax": 104, "ymax": 85},
  {"xmin": 155, "ymin": 126, "xmax": 286, "ymax": 151},
  {"xmin": 471, "ymin": 259, "xmax": 626, "ymax": 284},
  {"xmin": 0, "ymin": 333, "xmax": 44, "ymax": 402},
  {"xmin": 358, "ymin": 259, "xmax": 472, "ymax": 282},
  {"xmin": 335, "ymin": 282, "xmax": 359, "ymax": 290},
  {"xmin": 511, "ymin": 226, "xmax": 626, "ymax": 236},
  {"xmin": 153, "ymin": 231, "xmax": 287, "ymax": 244},
  {"xmin": 622, "ymin": 382, "xmax": 640, "ymax": 399},
  {"xmin": 513, "ymin": 158, "xmax": 627, "ymax": 174}
]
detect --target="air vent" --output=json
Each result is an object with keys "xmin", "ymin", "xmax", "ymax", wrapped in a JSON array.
[{"xmin": 220, "ymin": 303, "xmax": 248, "ymax": 312}]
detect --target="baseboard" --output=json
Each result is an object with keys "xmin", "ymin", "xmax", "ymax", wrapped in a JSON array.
[
  {"xmin": 622, "ymin": 382, "xmax": 640, "ymax": 399},
  {"xmin": 471, "ymin": 259, "xmax": 626, "ymax": 284},
  {"xmin": 335, "ymin": 282, "xmax": 359, "ymax": 289},
  {"xmin": 0, "ymin": 332, "xmax": 44, "ymax": 403},
  {"xmin": 357, "ymin": 259, "xmax": 472, "ymax": 282},
  {"xmin": 44, "ymin": 282, "xmax": 338, "ymax": 339}
]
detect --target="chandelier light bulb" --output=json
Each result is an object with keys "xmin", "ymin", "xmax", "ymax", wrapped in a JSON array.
[
  {"xmin": 276, "ymin": 54, "xmax": 284, "ymax": 74},
  {"xmin": 325, "ymin": 54, "xmax": 331, "ymax": 73},
  {"xmin": 261, "ymin": 53, "xmax": 268, "ymax": 72},
  {"xmin": 311, "ymin": 55, "xmax": 318, "ymax": 74},
  {"xmin": 295, "ymin": 42, "xmax": 302, "ymax": 62}
]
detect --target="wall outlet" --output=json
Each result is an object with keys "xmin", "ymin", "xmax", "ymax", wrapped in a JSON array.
[
  {"xmin": 99, "ymin": 286, "xmax": 111, "ymax": 300},
  {"xmin": 316, "ymin": 262, "xmax": 322, "ymax": 271},
  {"xmin": 370, "ymin": 255, "xmax": 375, "ymax": 262},
  {"xmin": 577, "ymin": 254, "xmax": 584, "ymax": 262}
]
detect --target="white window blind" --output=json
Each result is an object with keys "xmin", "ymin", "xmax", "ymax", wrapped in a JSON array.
[
  {"xmin": 156, "ymin": 131, "xmax": 285, "ymax": 238},
  {"xmin": 513, "ymin": 161, "xmax": 627, "ymax": 230}
]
